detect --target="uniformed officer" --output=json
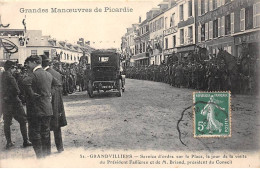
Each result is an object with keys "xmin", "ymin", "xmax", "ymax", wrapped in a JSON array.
[
  {"xmin": 1, "ymin": 60, "xmax": 32, "ymax": 149},
  {"xmin": 41, "ymin": 55, "xmax": 67, "ymax": 153}
]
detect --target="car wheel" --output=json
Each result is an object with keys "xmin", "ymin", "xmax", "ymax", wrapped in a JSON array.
[{"xmin": 88, "ymin": 81, "xmax": 94, "ymax": 98}]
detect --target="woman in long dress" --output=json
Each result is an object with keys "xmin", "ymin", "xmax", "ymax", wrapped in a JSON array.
[{"xmin": 201, "ymin": 96, "xmax": 225, "ymax": 134}]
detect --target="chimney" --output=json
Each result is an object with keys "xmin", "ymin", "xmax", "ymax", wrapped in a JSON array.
[{"xmin": 139, "ymin": 16, "xmax": 141, "ymax": 23}]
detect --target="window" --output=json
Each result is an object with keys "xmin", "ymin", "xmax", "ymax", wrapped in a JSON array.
[
  {"xmin": 99, "ymin": 57, "xmax": 109, "ymax": 62},
  {"xmin": 165, "ymin": 17, "xmax": 168, "ymax": 29},
  {"xmin": 44, "ymin": 50, "xmax": 49, "ymax": 57},
  {"xmin": 188, "ymin": 26, "xmax": 193, "ymax": 43},
  {"xmin": 231, "ymin": 13, "xmax": 234, "ymax": 33},
  {"xmin": 225, "ymin": 14, "xmax": 231, "ymax": 35},
  {"xmin": 224, "ymin": 46, "xmax": 232, "ymax": 54},
  {"xmin": 3, "ymin": 49, "xmax": 10, "ymax": 60},
  {"xmin": 170, "ymin": 13, "xmax": 175, "ymax": 27},
  {"xmin": 173, "ymin": 35, "xmax": 176, "ymax": 47},
  {"xmin": 201, "ymin": 24, "xmax": 206, "ymax": 41},
  {"xmin": 165, "ymin": 38, "xmax": 168, "ymax": 49},
  {"xmin": 245, "ymin": 6, "xmax": 253, "ymax": 30},
  {"xmin": 213, "ymin": 19, "xmax": 218, "ymax": 38},
  {"xmin": 213, "ymin": 0, "xmax": 217, "ymax": 10},
  {"xmin": 254, "ymin": 2, "xmax": 260, "ymax": 28},
  {"xmin": 143, "ymin": 42, "xmax": 146, "ymax": 52},
  {"xmin": 209, "ymin": 21, "xmax": 213, "ymax": 39},
  {"xmin": 180, "ymin": 4, "xmax": 184, "ymax": 21},
  {"xmin": 205, "ymin": 23, "xmax": 208, "ymax": 40},
  {"xmin": 201, "ymin": 0, "xmax": 205, "ymax": 14},
  {"xmin": 188, "ymin": 0, "xmax": 192, "ymax": 17},
  {"xmin": 161, "ymin": 17, "xmax": 164, "ymax": 29},
  {"xmin": 31, "ymin": 50, "xmax": 37, "ymax": 55},
  {"xmin": 180, "ymin": 29, "xmax": 184, "ymax": 44},
  {"xmin": 240, "ymin": 8, "xmax": 245, "ymax": 31}
]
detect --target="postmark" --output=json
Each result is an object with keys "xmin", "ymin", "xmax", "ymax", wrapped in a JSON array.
[{"xmin": 193, "ymin": 91, "xmax": 231, "ymax": 137}]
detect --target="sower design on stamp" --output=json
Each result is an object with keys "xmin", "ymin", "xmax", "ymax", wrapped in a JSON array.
[{"xmin": 193, "ymin": 92, "xmax": 231, "ymax": 137}]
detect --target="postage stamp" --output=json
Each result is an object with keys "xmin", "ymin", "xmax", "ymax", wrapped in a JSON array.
[{"xmin": 193, "ymin": 91, "xmax": 231, "ymax": 137}]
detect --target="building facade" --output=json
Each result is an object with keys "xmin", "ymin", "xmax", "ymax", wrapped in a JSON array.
[
  {"xmin": 132, "ymin": 19, "xmax": 150, "ymax": 66},
  {"xmin": 0, "ymin": 29, "xmax": 92, "ymax": 65},
  {"xmin": 175, "ymin": 0, "xmax": 196, "ymax": 59},
  {"xmin": 163, "ymin": 1, "xmax": 179, "ymax": 60},
  {"xmin": 197, "ymin": 0, "xmax": 260, "ymax": 58}
]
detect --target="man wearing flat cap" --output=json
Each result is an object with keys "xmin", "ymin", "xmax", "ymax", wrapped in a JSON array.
[
  {"xmin": 41, "ymin": 55, "xmax": 67, "ymax": 153},
  {"xmin": 23, "ymin": 55, "xmax": 56, "ymax": 158},
  {"xmin": 1, "ymin": 60, "xmax": 32, "ymax": 149}
]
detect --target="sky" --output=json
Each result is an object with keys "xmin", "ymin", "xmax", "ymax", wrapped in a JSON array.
[{"xmin": 0, "ymin": 0, "xmax": 162, "ymax": 49}]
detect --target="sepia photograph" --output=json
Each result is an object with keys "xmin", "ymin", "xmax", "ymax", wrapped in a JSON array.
[{"xmin": 0, "ymin": 0, "xmax": 259, "ymax": 168}]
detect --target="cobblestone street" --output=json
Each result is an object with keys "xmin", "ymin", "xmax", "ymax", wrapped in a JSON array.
[{"xmin": 0, "ymin": 78, "xmax": 259, "ymax": 162}]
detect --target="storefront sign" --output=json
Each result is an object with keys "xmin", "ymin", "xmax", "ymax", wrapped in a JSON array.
[
  {"xmin": 163, "ymin": 48, "xmax": 176, "ymax": 55},
  {"xmin": 198, "ymin": 0, "xmax": 255, "ymax": 24},
  {"xmin": 177, "ymin": 45, "xmax": 195, "ymax": 53},
  {"xmin": 163, "ymin": 26, "xmax": 178, "ymax": 36},
  {"xmin": 234, "ymin": 31, "xmax": 260, "ymax": 45}
]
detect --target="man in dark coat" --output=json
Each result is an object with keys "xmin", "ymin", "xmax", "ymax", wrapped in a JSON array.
[
  {"xmin": 23, "ymin": 55, "xmax": 56, "ymax": 158},
  {"xmin": 1, "ymin": 60, "xmax": 32, "ymax": 149},
  {"xmin": 41, "ymin": 55, "xmax": 67, "ymax": 153}
]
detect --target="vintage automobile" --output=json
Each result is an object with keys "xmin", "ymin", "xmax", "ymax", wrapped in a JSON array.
[{"xmin": 87, "ymin": 49, "xmax": 125, "ymax": 97}]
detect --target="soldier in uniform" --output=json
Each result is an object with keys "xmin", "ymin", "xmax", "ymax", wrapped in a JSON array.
[
  {"xmin": 23, "ymin": 55, "xmax": 56, "ymax": 158},
  {"xmin": 175, "ymin": 63, "xmax": 183, "ymax": 88},
  {"xmin": 41, "ymin": 55, "xmax": 67, "ymax": 153},
  {"xmin": 1, "ymin": 60, "xmax": 32, "ymax": 149}
]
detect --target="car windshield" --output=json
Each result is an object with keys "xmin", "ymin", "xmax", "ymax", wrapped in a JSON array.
[{"xmin": 99, "ymin": 57, "xmax": 109, "ymax": 62}]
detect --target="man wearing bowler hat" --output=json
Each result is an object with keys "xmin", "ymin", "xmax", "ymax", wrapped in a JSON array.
[
  {"xmin": 23, "ymin": 55, "xmax": 56, "ymax": 158},
  {"xmin": 41, "ymin": 55, "xmax": 67, "ymax": 153},
  {"xmin": 1, "ymin": 60, "xmax": 32, "ymax": 149}
]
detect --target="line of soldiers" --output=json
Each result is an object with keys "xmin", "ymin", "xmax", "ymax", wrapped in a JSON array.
[
  {"xmin": 0, "ymin": 55, "xmax": 67, "ymax": 159},
  {"xmin": 51, "ymin": 61, "xmax": 90, "ymax": 95},
  {"xmin": 125, "ymin": 59, "xmax": 259, "ymax": 94}
]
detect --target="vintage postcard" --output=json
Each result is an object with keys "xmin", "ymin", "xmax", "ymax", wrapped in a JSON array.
[{"xmin": 0, "ymin": 0, "xmax": 259, "ymax": 168}]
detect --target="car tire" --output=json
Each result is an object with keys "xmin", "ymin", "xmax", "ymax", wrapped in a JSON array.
[{"xmin": 88, "ymin": 81, "xmax": 94, "ymax": 98}]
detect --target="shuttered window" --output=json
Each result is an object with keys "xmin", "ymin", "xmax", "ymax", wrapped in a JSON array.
[
  {"xmin": 240, "ymin": 8, "xmax": 245, "ymax": 31},
  {"xmin": 222, "ymin": 16, "xmax": 225, "ymax": 36},
  {"xmin": 231, "ymin": 13, "xmax": 234, "ymax": 33},
  {"xmin": 209, "ymin": 0, "xmax": 213, "ymax": 11},
  {"xmin": 205, "ymin": 0, "xmax": 208, "ymax": 13},
  {"xmin": 198, "ymin": 0, "xmax": 201, "ymax": 16},
  {"xmin": 253, "ymin": 2, "xmax": 260, "ymax": 28},
  {"xmin": 209, "ymin": 21, "xmax": 213, "ymax": 39},
  {"xmin": 205, "ymin": 22, "xmax": 208, "ymax": 40}
]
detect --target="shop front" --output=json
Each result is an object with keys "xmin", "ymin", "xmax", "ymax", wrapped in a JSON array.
[
  {"xmin": 163, "ymin": 48, "xmax": 177, "ymax": 64},
  {"xmin": 234, "ymin": 30, "xmax": 260, "ymax": 59},
  {"xmin": 177, "ymin": 44, "xmax": 196, "ymax": 61},
  {"xmin": 132, "ymin": 52, "xmax": 150, "ymax": 66}
]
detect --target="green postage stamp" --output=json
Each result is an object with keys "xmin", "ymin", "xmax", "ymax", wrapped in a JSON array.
[{"xmin": 193, "ymin": 91, "xmax": 231, "ymax": 137}]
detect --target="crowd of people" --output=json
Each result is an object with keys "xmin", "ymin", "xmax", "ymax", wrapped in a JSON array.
[
  {"xmin": 0, "ymin": 55, "xmax": 68, "ymax": 159},
  {"xmin": 125, "ymin": 53, "xmax": 259, "ymax": 95}
]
